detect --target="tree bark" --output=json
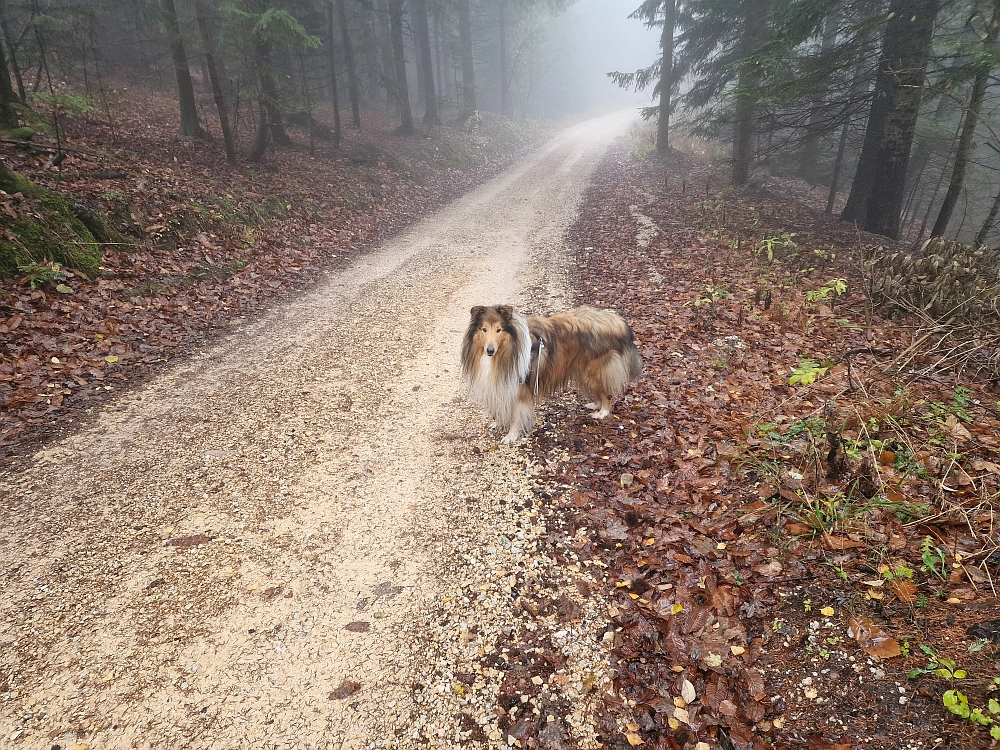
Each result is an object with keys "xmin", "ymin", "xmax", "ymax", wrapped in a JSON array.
[
  {"xmin": 842, "ymin": 0, "xmax": 938, "ymax": 230},
  {"xmin": 161, "ymin": 0, "xmax": 208, "ymax": 139},
  {"xmin": 0, "ymin": 0, "xmax": 25, "ymax": 104},
  {"xmin": 656, "ymin": 0, "xmax": 676, "ymax": 154},
  {"xmin": 825, "ymin": 117, "xmax": 850, "ymax": 214},
  {"xmin": 374, "ymin": 0, "xmax": 397, "ymax": 113},
  {"xmin": 337, "ymin": 0, "xmax": 361, "ymax": 129},
  {"xmin": 413, "ymin": 0, "xmax": 439, "ymax": 126},
  {"xmin": 457, "ymin": 0, "xmax": 477, "ymax": 119},
  {"xmin": 975, "ymin": 183, "xmax": 1000, "ymax": 245},
  {"xmin": 194, "ymin": 0, "xmax": 236, "ymax": 163},
  {"xmin": 797, "ymin": 11, "xmax": 838, "ymax": 182},
  {"xmin": 732, "ymin": 0, "xmax": 768, "ymax": 185},
  {"xmin": 862, "ymin": 0, "xmax": 939, "ymax": 238},
  {"xmin": 389, "ymin": 0, "xmax": 415, "ymax": 134},
  {"xmin": 326, "ymin": 2, "xmax": 342, "ymax": 145},
  {"xmin": 931, "ymin": 0, "xmax": 1000, "ymax": 236},
  {"xmin": 255, "ymin": 40, "xmax": 292, "ymax": 146},
  {"xmin": 499, "ymin": 0, "xmax": 509, "ymax": 118},
  {"xmin": 0, "ymin": 29, "xmax": 16, "ymax": 128},
  {"xmin": 247, "ymin": 100, "xmax": 270, "ymax": 162}
]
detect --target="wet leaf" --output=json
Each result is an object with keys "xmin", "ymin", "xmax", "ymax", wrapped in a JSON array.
[
  {"xmin": 328, "ymin": 679, "xmax": 361, "ymax": 700},
  {"xmin": 848, "ymin": 615, "xmax": 901, "ymax": 659}
]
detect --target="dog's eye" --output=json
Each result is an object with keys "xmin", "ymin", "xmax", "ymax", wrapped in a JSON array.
[{"xmin": 481, "ymin": 327, "xmax": 487, "ymax": 332}]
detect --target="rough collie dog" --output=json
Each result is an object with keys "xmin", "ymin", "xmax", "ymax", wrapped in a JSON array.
[{"xmin": 461, "ymin": 305, "xmax": 642, "ymax": 443}]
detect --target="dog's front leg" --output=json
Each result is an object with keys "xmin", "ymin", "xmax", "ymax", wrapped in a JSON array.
[{"xmin": 589, "ymin": 395, "xmax": 613, "ymax": 419}]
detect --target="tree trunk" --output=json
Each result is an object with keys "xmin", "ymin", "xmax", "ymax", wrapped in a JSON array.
[
  {"xmin": 842, "ymin": 0, "xmax": 938, "ymax": 230},
  {"xmin": 732, "ymin": 0, "xmax": 768, "ymax": 185},
  {"xmin": 975, "ymin": 183, "xmax": 1000, "ymax": 245},
  {"xmin": 413, "ymin": 0, "xmax": 439, "ymax": 126},
  {"xmin": 656, "ymin": 0, "xmax": 676, "ymax": 154},
  {"xmin": 374, "ymin": 0, "xmax": 397, "ymax": 113},
  {"xmin": 825, "ymin": 117, "xmax": 850, "ymax": 214},
  {"xmin": 389, "ymin": 0, "xmax": 415, "ymax": 134},
  {"xmin": 862, "ymin": 0, "xmax": 939, "ymax": 238},
  {"xmin": 499, "ymin": 0, "xmax": 509, "ymax": 118},
  {"xmin": 0, "ymin": 30, "xmax": 16, "ymax": 128},
  {"xmin": 326, "ymin": 2, "xmax": 342, "ymax": 146},
  {"xmin": 0, "ymin": 0, "xmax": 25, "ymax": 104},
  {"xmin": 255, "ymin": 40, "xmax": 292, "ymax": 146},
  {"xmin": 457, "ymin": 0, "xmax": 477, "ymax": 119},
  {"xmin": 248, "ymin": 101, "xmax": 269, "ymax": 161},
  {"xmin": 194, "ymin": 0, "xmax": 236, "ymax": 164},
  {"xmin": 337, "ymin": 0, "xmax": 361, "ymax": 129},
  {"xmin": 434, "ymin": 10, "xmax": 443, "ymax": 106},
  {"xmin": 797, "ymin": 11, "xmax": 838, "ymax": 182},
  {"xmin": 161, "ymin": 0, "xmax": 208, "ymax": 138},
  {"xmin": 931, "ymin": 0, "xmax": 1000, "ymax": 236}
]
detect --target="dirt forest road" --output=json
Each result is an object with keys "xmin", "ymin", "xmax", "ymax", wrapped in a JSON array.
[{"xmin": 1, "ymin": 111, "xmax": 636, "ymax": 750}]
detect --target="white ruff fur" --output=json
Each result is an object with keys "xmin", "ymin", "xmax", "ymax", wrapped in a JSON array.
[{"xmin": 465, "ymin": 312, "xmax": 533, "ymax": 441}]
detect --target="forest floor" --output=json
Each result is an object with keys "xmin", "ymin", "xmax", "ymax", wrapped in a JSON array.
[
  {"xmin": 0, "ymin": 91, "xmax": 542, "ymax": 455},
  {"xmin": 524, "ymin": 137, "xmax": 1000, "ymax": 750}
]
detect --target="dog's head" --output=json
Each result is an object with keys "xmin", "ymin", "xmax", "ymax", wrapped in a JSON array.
[{"xmin": 469, "ymin": 305, "xmax": 515, "ymax": 358}]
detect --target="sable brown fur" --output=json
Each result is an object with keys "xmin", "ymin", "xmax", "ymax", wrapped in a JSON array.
[{"xmin": 461, "ymin": 305, "xmax": 641, "ymax": 443}]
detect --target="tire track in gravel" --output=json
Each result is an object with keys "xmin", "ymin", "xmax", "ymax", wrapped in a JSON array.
[{"xmin": 0, "ymin": 110, "xmax": 634, "ymax": 750}]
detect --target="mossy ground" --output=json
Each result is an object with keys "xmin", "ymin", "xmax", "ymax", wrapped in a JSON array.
[{"xmin": 0, "ymin": 164, "xmax": 102, "ymax": 278}]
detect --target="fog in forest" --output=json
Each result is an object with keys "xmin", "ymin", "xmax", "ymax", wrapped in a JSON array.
[{"xmin": 2, "ymin": 0, "xmax": 1000, "ymax": 246}]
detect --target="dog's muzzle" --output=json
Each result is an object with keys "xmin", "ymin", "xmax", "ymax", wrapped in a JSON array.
[{"xmin": 486, "ymin": 345, "xmax": 496, "ymax": 357}]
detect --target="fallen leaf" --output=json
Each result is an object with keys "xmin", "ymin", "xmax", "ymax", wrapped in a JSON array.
[
  {"xmin": 888, "ymin": 579, "xmax": 917, "ymax": 603},
  {"xmin": 328, "ymin": 679, "xmax": 361, "ymax": 700},
  {"xmin": 847, "ymin": 615, "xmax": 900, "ymax": 659},
  {"xmin": 822, "ymin": 532, "xmax": 865, "ymax": 550}
]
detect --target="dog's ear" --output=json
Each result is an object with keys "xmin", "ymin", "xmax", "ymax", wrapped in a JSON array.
[
  {"xmin": 470, "ymin": 305, "xmax": 486, "ymax": 321},
  {"xmin": 496, "ymin": 305, "xmax": 514, "ymax": 320}
]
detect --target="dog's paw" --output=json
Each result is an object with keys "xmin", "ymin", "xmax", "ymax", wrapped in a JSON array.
[
  {"xmin": 590, "ymin": 408, "xmax": 611, "ymax": 419},
  {"xmin": 583, "ymin": 402, "xmax": 598, "ymax": 410},
  {"xmin": 500, "ymin": 432, "xmax": 521, "ymax": 445}
]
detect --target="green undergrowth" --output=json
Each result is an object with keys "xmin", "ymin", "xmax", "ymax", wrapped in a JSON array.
[{"xmin": 0, "ymin": 162, "xmax": 111, "ymax": 278}]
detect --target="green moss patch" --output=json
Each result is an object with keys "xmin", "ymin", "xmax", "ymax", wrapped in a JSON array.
[{"xmin": 0, "ymin": 162, "xmax": 104, "ymax": 279}]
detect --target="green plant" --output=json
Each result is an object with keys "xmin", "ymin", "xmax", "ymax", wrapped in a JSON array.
[
  {"xmin": 908, "ymin": 646, "xmax": 967, "ymax": 680},
  {"xmin": 17, "ymin": 260, "xmax": 68, "ymax": 289},
  {"xmin": 916, "ymin": 594, "xmax": 930, "ymax": 609},
  {"xmin": 805, "ymin": 278, "xmax": 847, "ymax": 305},
  {"xmin": 921, "ymin": 537, "xmax": 948, "ymax": 580},
  {"xmin": 789, "ymin": 360, "xmax": 828, "ymax": 386},
  {"xmin": 927, "ymin": 387, "xmax": 973, "ymax": 423},
  {"xmin": 881, "ymin": 565, "xmax": 915, "ymax": 581},
  {"xmin": 755, "ymin": 232, "xmax": 796, "ymax": 262},
  {"xmin": 942, "ymin": 690, "xmax": 1000, "ymax": 740}
]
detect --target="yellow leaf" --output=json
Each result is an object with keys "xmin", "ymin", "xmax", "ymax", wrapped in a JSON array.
[
  {"xmin": 105, "ymin": 355, "xmax": 119, "ymax": 363},
  {"xmin": 821, "ymin": 606, "xmax": 835, "ymax": 616},
  {"xmin": 868, "ymin": 589, "xmax": 885, "ymax": 601},
  {"xmin": 667, "ymin": 717, "xmax": 680, "ymax": 729},
  {"xmin": 644, "ymin": 538, "xmax": 655, "ymax": 546},
  {"xmin": 670, "ymin": 603, "xmax": 684, "ymax": 615},
  {"xmin": 731, "ymin": 645, "xmax": 746, "ymax": 655},
  {"xmin": 625, "ymin": 732, "xmax": 645, "ymax": 746}
]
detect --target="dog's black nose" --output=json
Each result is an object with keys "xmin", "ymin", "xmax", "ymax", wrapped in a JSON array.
[{"xmin": 486, "ymin": 345, "xmax": 496, "ymax": 356}]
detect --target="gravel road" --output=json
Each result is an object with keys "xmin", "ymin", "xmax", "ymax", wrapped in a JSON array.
[{"xmin": 1, "ymin": 111, "xmax": 636, "ymax": 750}]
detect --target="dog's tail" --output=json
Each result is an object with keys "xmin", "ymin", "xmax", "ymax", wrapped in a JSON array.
[
  {"xmin": 623, "ymin": 322, "xmax": 643, "ymax": 383},
  {"xmin": 626, "ymin": 342, "xmax": 643, "ymax": 383}
]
